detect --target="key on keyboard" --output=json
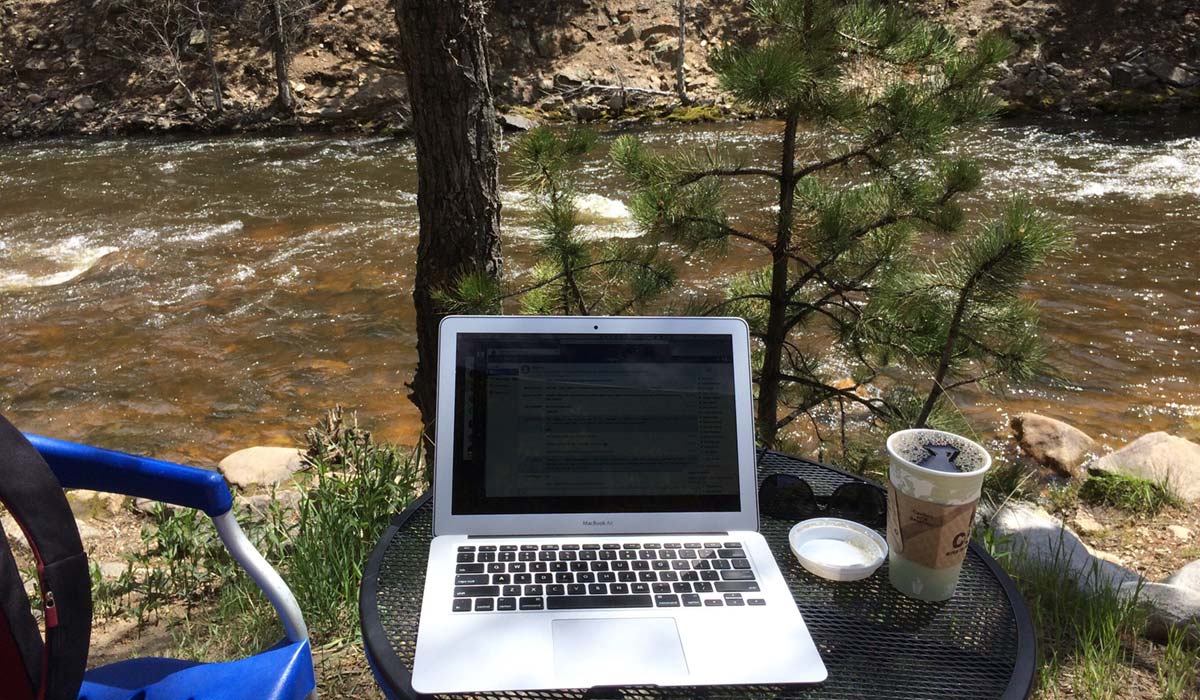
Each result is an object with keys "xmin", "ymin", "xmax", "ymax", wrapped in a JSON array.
[{"xmin": 449, "ymin": 540, "xmax": 763, "ymax": 612}]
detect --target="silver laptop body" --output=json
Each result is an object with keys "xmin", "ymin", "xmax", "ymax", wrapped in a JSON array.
[{"xmin": 412, "ymin": 316, "xmax": 827, "ymax": 693}]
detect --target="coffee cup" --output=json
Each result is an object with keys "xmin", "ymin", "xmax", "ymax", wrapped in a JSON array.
[{"xmin": 884, "ymin": 429, "xmax": 991, "ymax": 601}]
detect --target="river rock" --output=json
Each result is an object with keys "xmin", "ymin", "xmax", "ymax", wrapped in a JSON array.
[
  {"xmin": 1166, "ymin": 560, "xmax": 1200, "ymax": 592},
  {"xmin": 1091, "ymin": 432, "xmax": 1200, "ymax": 502},
  {"xmin": 218, "ymin": 446, "xmax": 304, "ymax": 488},
  {"xmin": 498, "ymin": 112, "xmax": 537, "ymax": 131},
  {"xmin": 70, "ymin": 94, "xmax": 96, "ymax": 112},
  {"xmin": 1109, "ymin": 62, "xmax": 1140, "ymax": 87},
  {"xmin": 1073, "ymin": 510, "xmax": 1105, "ymax": 535},
  {"xmin": 74, "ymin": 519, "xmax": 102, "ymax": 541},
  {"xmin": 1148, "ymin": 60, "xmax": 1200, "ymax": 87},
  {"xmin": 1010, "ymin": 413, "xmax": 1097, "ymax": 478},
  {"xmin": 989, "ymin": 502, "xmax": 1141, "ymax": 592},
  {"xmin": 242, "ymin": 490, "xmax": 302, "ymax": 517},
  {"xmin": 1167, "ymin": 525, "xmax": 1193, "ymax": 542},
  {"xmin": 1124, "ymin": 580, "xmax": 1200, "ymax": 645}
]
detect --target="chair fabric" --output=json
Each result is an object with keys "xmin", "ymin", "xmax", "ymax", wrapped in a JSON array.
[
  {"xmin": 1, "ymin": 414, "xmax": 316, "ymax": 700},
  {"xmin": 79, "ymin": 639, "xmax": 315, "ymax": 700}
]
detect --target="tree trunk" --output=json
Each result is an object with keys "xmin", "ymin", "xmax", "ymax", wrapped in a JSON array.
[
  {"xmin": 200, "ymin": 13, "xmax": 223, "ymax": 113},
  {"xmin": 756, "ymin": 107, "xmax": 801, "ymax": 448},
  {"xmin": 675, "ymin": 0, "xmax": 688, "ymax": 104},
  {"xmin": 268, "ymin": 0, "xmax": 292, "ymax": 112},
  {"xmin": 395, "ymin": 0, "xmax": 503, "ymax": 464}
]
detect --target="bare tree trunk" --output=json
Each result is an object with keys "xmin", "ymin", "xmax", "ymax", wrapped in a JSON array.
[
  {"xmin": 199, "ymin": 8, "xmax": 223, "ymax": 113},
  {"xmin": 395, "ymin": 0, "xmax": 503, "ymax": 464},
  {"xmin": 756, "ymin": 106, "xmax": 801, "ymax": 448},
  {"xmin": 675, "ymin": 0, "xmax": 688, "ymax": 104},
  {"xmin": 268, "ymin": 0, "xmax": 292, "ymax": 112}
]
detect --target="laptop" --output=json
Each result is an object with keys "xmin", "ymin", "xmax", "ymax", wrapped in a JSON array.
[{"xmin": 412, "ymin": 315, "xmax": 827, "ymax": 693}]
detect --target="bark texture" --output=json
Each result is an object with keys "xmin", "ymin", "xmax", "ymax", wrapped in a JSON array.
[
  {"xmin": 268, "ymin": 0, "xmax": 292, "ymax": 111},
  {"xmin": 395, "ymin": 0, "xmax": 503, "ymax": 459}
]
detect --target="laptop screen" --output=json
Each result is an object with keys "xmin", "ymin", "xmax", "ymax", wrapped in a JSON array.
[{"xmin": 450, "ymin": 332, "xmax": 742, "ymax": 515}]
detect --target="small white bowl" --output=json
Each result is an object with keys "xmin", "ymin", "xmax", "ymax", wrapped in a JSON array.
[{"xmin": 788, "ymin": 518, "xmax": 888, "ymax": 582}]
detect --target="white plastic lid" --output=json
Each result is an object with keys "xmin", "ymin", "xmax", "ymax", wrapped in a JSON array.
[{"xmin": 788, "ymin": 518, "xmax": 888, "ymax": 582}]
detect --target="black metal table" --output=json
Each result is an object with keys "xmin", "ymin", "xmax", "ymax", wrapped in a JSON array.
[{"xmin": 360, "ymin": 451, "xmax": 1036, "ymax": 700}]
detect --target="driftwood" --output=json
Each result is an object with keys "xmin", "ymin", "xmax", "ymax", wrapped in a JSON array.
[{"xmin": 559, "ymin": 82, "xmax": 675, "ymax": 98}]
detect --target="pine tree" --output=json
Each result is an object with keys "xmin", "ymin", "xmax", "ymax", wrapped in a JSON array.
[
  {"xmin": 443, "ymin": 127, "xmax": 674, "ymax": 316},
  {"xmin": 612, "ymin": 0, "xmax": 1069, "ymax": 447}
]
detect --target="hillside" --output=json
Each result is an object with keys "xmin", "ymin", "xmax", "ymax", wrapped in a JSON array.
[{"xmin": 0, "ymin": 0, "xmax": 1197, "ymax": 138}]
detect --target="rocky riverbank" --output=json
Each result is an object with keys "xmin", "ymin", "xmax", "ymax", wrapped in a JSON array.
[{"xmin": 2, "ymin": 0, "xmax": 1198, "ymax": 140}]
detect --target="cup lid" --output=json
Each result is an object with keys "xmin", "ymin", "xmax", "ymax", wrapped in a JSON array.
[
  {"xmin": 886, "ymin": 428, "xmax": 992, "ymax": 477},
  {"xmin": 788, "ymin": 518, "xmax": 888, "ymax": 582}
]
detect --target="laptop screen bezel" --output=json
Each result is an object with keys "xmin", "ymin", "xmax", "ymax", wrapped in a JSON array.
[{"xmin": 432, "ymin": 315, "xmax": 759, "ymax": 537}]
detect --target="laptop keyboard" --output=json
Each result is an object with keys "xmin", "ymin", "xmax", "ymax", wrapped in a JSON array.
[{"xmin": 451, "ymin": 541, "xmax": 764, "ymax": 613}]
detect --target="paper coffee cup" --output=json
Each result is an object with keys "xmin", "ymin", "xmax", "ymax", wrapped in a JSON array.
[{"xmin": 885, "ymin": 429, "xmax": 991, "ymax": 601}]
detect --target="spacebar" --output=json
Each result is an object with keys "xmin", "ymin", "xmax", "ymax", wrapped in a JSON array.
[{"xmin": 546, "ymin": 595, "xmax": 654, "ymax": 610}]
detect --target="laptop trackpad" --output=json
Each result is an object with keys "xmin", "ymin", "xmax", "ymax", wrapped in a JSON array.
[{"xmin": 552, "ymin": 618, "xmax": 688, "ymax": 683}]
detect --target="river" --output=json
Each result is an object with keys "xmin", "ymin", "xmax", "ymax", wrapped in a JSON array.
[{"xmin": 2, "ymin": 117, "xmax": 1198, "ymax": 465}]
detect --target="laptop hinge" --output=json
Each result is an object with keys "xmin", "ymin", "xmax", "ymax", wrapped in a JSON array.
[{"xmin": 466, "ymin": 532, "xmax": 732, "ymax": 539}]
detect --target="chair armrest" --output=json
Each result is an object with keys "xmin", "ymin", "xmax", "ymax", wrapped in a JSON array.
[{"xmin": 25, "ymin": 433, "xmax": 234, "ymax": 517}]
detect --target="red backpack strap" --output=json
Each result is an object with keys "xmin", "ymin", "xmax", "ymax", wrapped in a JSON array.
[
  {"xmin": 0, "ymin": 517, "xmax": 39, "ymax": 700},
  {"xmin": 0, "ymin": 416, "xmax": 91, "ymax": 700}
]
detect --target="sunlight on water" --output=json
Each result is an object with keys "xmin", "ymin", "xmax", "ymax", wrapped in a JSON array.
[
  {"xmin": 0, "ymin": 236, "xmax": 119, "ymax": 292},
  {"xmin": 1, "ymin": 119, "xmax": 1198, "ymax": 462}
]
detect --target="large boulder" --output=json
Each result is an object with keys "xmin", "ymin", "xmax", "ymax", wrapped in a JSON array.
[
  {"xmin": 1091, "ymin": 432, "xmax": 1200, "ymax": 502},
  {"xmin": 218, "ymin": 446, "xmax": 304, "ymax": 488},
  {"xmin": 1165, "ymin": 559, "xmax": 1200, "ymax": 592},
  {"xmin": 989, "ymin": 503, "xmax": 1140, "ymax": 592},
  {"xmin": 1010, "ymin": 413, "xmax": 1097, "ymax": 478},
  {"xmin": 1125, "ymin": 581, "xmax": 1200, "ymax": 645}
]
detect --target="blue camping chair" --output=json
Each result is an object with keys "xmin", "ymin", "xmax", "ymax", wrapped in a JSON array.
[{"xmin": 22, "ymin": 434, "xmax": 316, "ymax": 700}]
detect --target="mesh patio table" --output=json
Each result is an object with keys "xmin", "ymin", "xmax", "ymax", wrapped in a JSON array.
[{"xmin": 360, "ymin": 450, "xmax": 1036, "ymax": 700}]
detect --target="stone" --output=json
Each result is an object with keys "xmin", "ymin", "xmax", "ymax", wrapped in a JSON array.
[
  {"xmin": 242, "ymin": 490, "xmax": 302, "ymax": 516},
  {"xmin": 639, "ymin": 23, "xmax": 676, "ymax": 38},
  {"xmin": 554, "ymin": 66, "xmax": 590, "ymax": 86},
  {"xmin": 649, "ymin": 38, "xmax": 681, "ymax": 66},
  {"xmin": 218, "ymin": 446, "xmax": 305, "ymax": 488},
  {"xmin": 1167, "ymin": 525, "xmax": 1193, "ymax": 541},
  {"xmin": 96, "ymin": 560, "xmax": 128, "ymax": 580},
  {"xmin": 1045, "ymin": 62, "xmax": 1067, "ymax": 77},
  {"xmin": 989, "ymin": 502, "xmax": 1140, "ymax": 592},
  {"xmin": 1010, "ymin": 413, "xmax": 1097, "ymax": 478},
  {"xmin": 1148, "ymin": 61, "xmax": 1200, "ymax": 88},
  {"xmin": 498, "ymin": 112, "xmax": 537, "ymax": 131},
  {"xmin": 1073, "ymin": 510, "xmax": 1105, "ymax": 535},
  {"xmin": 2, "ymin": 514, "xmax": 28, "ymax": 551},
  {"xmin": 1109, "ymin": 62, "xmax": 1139, "ymax": 88},
  {"xmin": 68, "ymin": 490, "xmax": 125, "ymax": 517},
  {"xmin": 569, "ymin": 103, "xmax": 603, "ymax": 122},
  {"xmin": 70, "ymin": 94, "xmax": 95, "ymax": 112},
  {"xmin": 616, "ymin": 26, "xmax": 639, "ymax": 44},
  {"xmin": 26, "ymin": 94, "xmax": 43, "ymax": 104},
  {"xmin": 1165, "ymin": 560, "xmax": 1200, "ymax": 592},
  {"xmin": 1092, "ymin": 432, "xmax": 1200, "ymax": 502},
  {"xmin": 74, "ymin": 519, "xmax": 102, "ymax": 541},
  {"xmin": 1125, "ymin": 581, "xmax": 1200, "ymax": 645}
]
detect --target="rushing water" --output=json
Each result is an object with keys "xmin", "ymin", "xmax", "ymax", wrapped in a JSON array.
[{"xmin": 1, "ymin": 118, "xmax": 1198, "ymax": 464}]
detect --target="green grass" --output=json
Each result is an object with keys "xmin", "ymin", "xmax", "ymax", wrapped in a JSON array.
[
  {"xmin": 1078, "ymin": 472, "xmax": 1180, "ymax": 516},
  {"xmin": 92, "ymin": 407, "xmax": 422, "ymax": 660},
  {"xmin": 998, "ymin": 530, "xmax": 1200, "ymax": 700},
  {"xmin": 1005, "ymin": 545, "xmax": 1149, "ymax": 699}
]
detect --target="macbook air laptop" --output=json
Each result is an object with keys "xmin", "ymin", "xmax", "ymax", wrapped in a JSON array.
[{"xmin": 412, "ymin": 315, "xmax": 827, "ymax": 693}]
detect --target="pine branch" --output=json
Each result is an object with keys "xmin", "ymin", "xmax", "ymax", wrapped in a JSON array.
[
  {"xmin": 914, "ymin": 236, "xmax": 1020, "ymax": 426},
  {"xmin": 678, "ymin": 167, "xmax": 782, "ymax": 186}
]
